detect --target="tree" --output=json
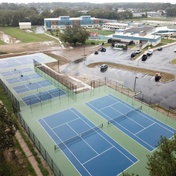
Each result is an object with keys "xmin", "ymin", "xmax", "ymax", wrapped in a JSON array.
[
  {"xmin": 52, "ymin": 8, "xmax": 68, "ymax": 17},
  {"xmin": 0, "ymin": 103, "xmax": 18, "ymax": 152},
  {"xmin": 146, "ymin": 135, "xmax": 176, "ymax": 176},
  {"xmin": 166, "ymin": 6, "xmax": 176, "ymax": 17},
  {"xmin": 123, "ymin": 135, "xmax": 176, "ymax": 176},
  {"xmin": 59, "ymin": 26, "xmax": 90, "ymax": 45}
]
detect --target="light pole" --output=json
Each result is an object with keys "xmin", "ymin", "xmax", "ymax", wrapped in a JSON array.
[
  {"xmin": 134, "ymin": 76, "xmax": 138, "ymax": 93},
  {"xmin": 137, "ymin": 58, "xmax": 141, "ymax": 66}
]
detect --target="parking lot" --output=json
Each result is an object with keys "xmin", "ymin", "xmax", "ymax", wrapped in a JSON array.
[{"xmin": 61, "ymin": 43, "xmax": 176, "ymax": 109}]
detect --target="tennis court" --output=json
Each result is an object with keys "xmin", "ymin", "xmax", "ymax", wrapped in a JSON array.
[
  {"xmin": 0, "ymin": 54, "xmax": 45, "ymax": 68},
  {"xmin": 38, "ymin": 108, "xmax": 138, "ymax": 176},
  {"xmin": 22, "ymin": 88, "xmax": 65, "ymax": 105},
  {"xmin": 1, "ymin": 53, "xmax": 176, "ymax": 176},
  {"xmin": 86, "ymin": 94, "xmax": 176, "ymax": 151},
  {"xmin": 0, "ymin": 54, "xmax": 66, "ymax": 107},
  {"xmin": 0, "ymin": 67, "xmax": 33, "ymax": 77},
  {"xmin": 6, "ymin": 73, "xmax": 42, "ymax": 84},
  {"xmin": 13, "ymin": 80, "xmax": 51, "ymax": 93}
]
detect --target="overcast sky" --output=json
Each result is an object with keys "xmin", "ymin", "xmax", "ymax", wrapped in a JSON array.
[{"xmin": 1, "ymin": 0, "xmax": 176, "ymax": 4}]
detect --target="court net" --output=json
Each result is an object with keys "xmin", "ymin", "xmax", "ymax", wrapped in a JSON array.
[
  {"xmin": 54, "ymin": 123, "xmax": 103, "ymax": 150},
  {"xmin": 108, "ymin": 106, "xmax": 142, "ymax": 125}
]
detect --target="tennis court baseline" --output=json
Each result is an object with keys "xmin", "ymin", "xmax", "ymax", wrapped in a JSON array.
[
  {"xmin": 38, "ymin": 108, "xmax": 138, "ymax": 176},
  {"xmin": 86, "ymin": 94, "xmax": 176, "ymax": 151}
]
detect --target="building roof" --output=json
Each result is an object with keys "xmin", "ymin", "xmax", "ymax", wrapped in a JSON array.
[
  {"xmin": 44, "ymin": 16, "xmax": 98, "ymax": 21},
  {"xmin": 103, "ymin": 22, "xmax": 128, "ymax": 26},
  {"xmin": 124, "ymin": 26, "xmax": 154, "ymax": 33},
  {"xmin": 19, "ymin": 22, "xmax": 31, "ymax": 25}
]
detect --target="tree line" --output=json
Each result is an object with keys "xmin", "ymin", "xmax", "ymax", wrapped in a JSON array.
[{"xmin": 0, "ymin": 2, "xmax": 176, "ymax": 27}]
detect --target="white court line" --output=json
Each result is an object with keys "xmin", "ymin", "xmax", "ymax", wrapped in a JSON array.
[
  {"xmin": 70, "ymin": 108, "xmax": 138, "ymax": 164},
  {"xmin": 41, "ymin": 117, "xmax": 85, "ymax": 176},
  {"xmin": 87, "ymin": 95, "xmax": 155, "ymax": 150},
  {"xmin": 83, "ymin": 146, "xmax": 114, "ymax": 165}
]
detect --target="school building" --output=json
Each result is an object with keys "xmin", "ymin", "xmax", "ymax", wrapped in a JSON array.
[{"xmin": 44, "ymin": 16, "xmax": 101, "ymax": 30}]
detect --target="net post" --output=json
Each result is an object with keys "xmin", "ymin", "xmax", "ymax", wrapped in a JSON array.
[{"xmin": 54, "ymin": 145, "xmax": 60, "ymax": 152}]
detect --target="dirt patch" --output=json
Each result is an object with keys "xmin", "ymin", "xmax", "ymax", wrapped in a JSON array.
[
  {"xmin": 49, "ymin": 45, "xmax": 101, "ymax": 62},
  {"xmin": 0, "ymin": 41, "xmax": 60, "ymax": 59}
]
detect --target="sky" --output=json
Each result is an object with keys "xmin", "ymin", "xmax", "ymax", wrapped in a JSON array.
[{"xmin": 0, "ymin": 0, "xmax": 176, "ymax": 4}]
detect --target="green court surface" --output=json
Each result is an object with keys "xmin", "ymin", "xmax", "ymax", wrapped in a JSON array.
[{"xmin": 0, "ymin": 53, "xmax": 176, "ymax": 176}]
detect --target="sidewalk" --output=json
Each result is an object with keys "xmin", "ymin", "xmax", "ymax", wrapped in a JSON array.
[{"xmin": 15, "ymin": 131, "xmax": 43, "ymax": 176}]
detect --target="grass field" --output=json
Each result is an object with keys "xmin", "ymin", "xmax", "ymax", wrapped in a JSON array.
[
  {"xmin": 87, "ymin": 28, "xmax": 114, "ymax": 35},
  {"xmin": 0, "ymin": 27, "xmax": 56, "ymax": 43},
  {"xmin": 171, "ymin": 59, "xmax": 176, "ymax": 64},
  {"xmin": 0, "ymin": 40, "xmax": 6, "ymax": 45},
  {"xmin": 123, "ymin": 17, "xmax": 176, "ymax": 22}
]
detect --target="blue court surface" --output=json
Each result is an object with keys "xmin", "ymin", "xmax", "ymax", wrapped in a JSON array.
[
  {"xmin": 0, "ymin": 54, "xmax": 45, "ymax": 68},
  {"xmin": 13, "ymin": 79, "xmax": 53, "ymax": 94},
  {"xmin": 86, "ymin": 94, "xmax": 176, "ymax": 151},
  {"xmin": 6, "ymin": 73, "xmax": 42, "ymax": 84},
  {"xmin": 22, "ymin": 88, "xmax": 66, "ymax": 105},
  {"xmin": 38, "ymin": 108, "xmax": 138, "ymax": 176},
  {"xmin": 0, "ymin": 67, "xmax": 33, "ymax": 77}
]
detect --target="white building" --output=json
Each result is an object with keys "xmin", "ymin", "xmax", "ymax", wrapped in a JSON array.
[
  {"xmin": 102, "ymin": 22, "xmax": 128, "ymax": 31},
  {"xmin": 19, "ymin": 22, "xmax": 32, "ymax": 29}
]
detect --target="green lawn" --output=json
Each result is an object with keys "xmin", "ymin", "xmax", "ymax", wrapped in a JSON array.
[
  {"xmin": 0, "ymin": 40, "xmax": 6, "ymax": 45},
  {"xmin": 124, "ymin": 17, "xmax": 176, "ymax": 22},
  {"xmin": 171, "ymin": 59, "xmax": 176, "ymax": 64},
  {"xmin": 161, "ymin": 38, "xmax": 176, "ymax": 44},
  {"xmin": 0, "ymin": 27, "xmax": 56, "ymax": 43},
  {"xmin": 87, "ymin": 29, "xmax": 114, "ymax": 36}
]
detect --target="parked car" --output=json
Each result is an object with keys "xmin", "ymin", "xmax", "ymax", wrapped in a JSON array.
[
  {"xmin": 157, "ymin": 47, "xmax": 163, "ymax": 51},
  {"xmin": 131, "ymin": 52, "xmax": 138, "ymax": 58},
  {"xmin": 100, "ymin": 64, "xmax": 108, "ymax": 72},
  {"xmin": 174, "ymin": 49, "xmax": 176, "ymax": 53},
  {"xmin": 128, "ymin": 41, "xmax": 134, "ymax": 45},
  {"xmin": 94, "ymin": 51, "xmax": 99, "ymax": 55},
  {"xmin": 147, "ymin": 49, "xmax": 153, "ymax": 56},
  {"xmin": 99, "ymin": 47, "xmax": 106, "ymax": 52},
  {"xmin": 155, "ymin": 73, "xmax": 161, "ymax": 82},
  {"xmin": 136, "ymin": 49, "xmax": 141, "ymax": 54},
  {"xmin": 141, "ymin": 54, "xmax": 148, "ymax": 61}
]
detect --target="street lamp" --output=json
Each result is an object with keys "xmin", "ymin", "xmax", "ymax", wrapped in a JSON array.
[
  {"xmin": 83, "ymin": 43, "xmax": 86, "ymax": 57},
  {"xmin": 137, "ymin": 58, "xmax": 141, "ymax": 66},
  {"xmin": 133, "ymin": 76, "xmax": 138, "ymax": 93}
]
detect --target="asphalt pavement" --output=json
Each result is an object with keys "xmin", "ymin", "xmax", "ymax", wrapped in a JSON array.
[{"xmin": 61, "ymin": 44, "xmax": 176, "ymax": 109}]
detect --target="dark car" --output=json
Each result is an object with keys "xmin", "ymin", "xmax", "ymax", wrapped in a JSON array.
[
  {"xmin": 99, "ymin": 47, "xmax": 106, "ymax": 52},
  {"xmin": 157, "ymin": 47, "xmax": 163, "ymax": 51},
  {"xmin": 141, "ymin": 54, "xmax": 148, "ymax": 61},
  {"xmin": 155, "ymin": 73, "xmax": 161, "ymax": 82},
  {"xmin": 131, "ymin": 52, "xmax": 138, "ymax": 58},
  {"xmin": 94, "ymin": 51, "xmax": 99, "ymax": 55},
  {"xmin": 100, "ymin": 64, "xmax": 108, "ymax": 72}
]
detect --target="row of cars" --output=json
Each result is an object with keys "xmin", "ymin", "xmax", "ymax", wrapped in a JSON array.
[
  {"xmin": 94, "ymin": 47, "xmax": 109, "ymax": 72},
  {"xmin": 131, "ymin": 47, "xmax": 163, "ymax": 61},
  {"xmin": 94, "ymin": 47, "xmax": 106, "ymax": 55}
]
